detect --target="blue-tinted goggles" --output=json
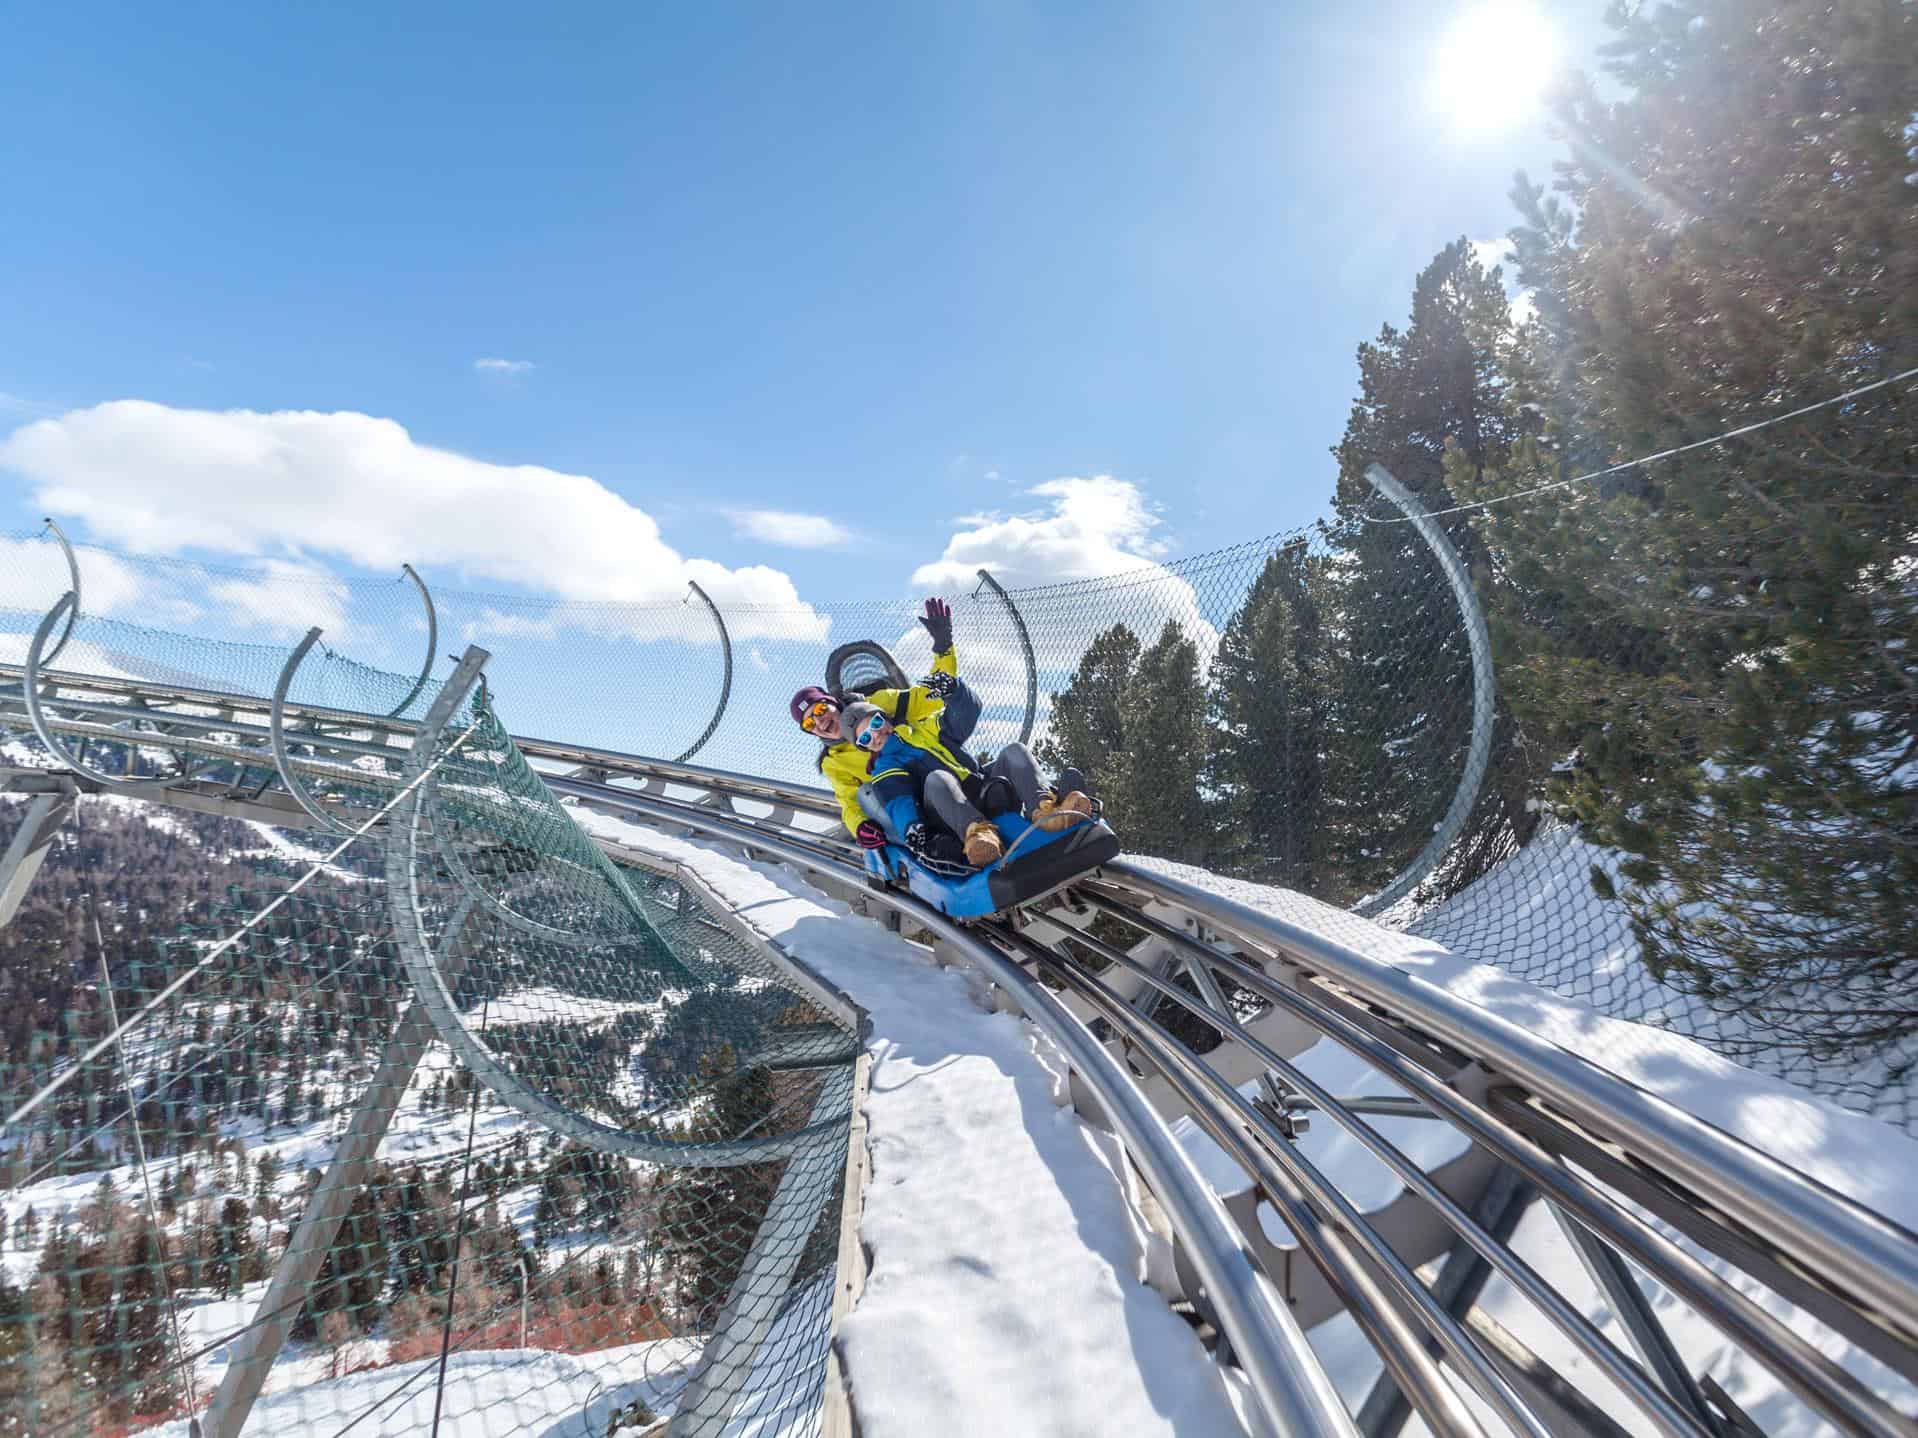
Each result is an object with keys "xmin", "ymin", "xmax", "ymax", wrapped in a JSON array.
[{"xmin": 854, "ymin": 713, "xmax": 887, "ymax": 749}]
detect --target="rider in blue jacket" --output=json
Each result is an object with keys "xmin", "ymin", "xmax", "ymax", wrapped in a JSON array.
[{"xmin": 842, "ymin": 688, "xmax": 1091, "ymax": 873}]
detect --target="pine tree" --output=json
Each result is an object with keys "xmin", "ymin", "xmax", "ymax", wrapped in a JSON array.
[
  {"xmin": 117, "ymin": 1218, "xmax": 176, "ymax": 1415},
  {"xmin": 1462, "ymin": 0, "xmax": 1918, "ymax": 1053},
  {"xmin": 656, "ymin": 1048, "xmax": 778, "ymax": 1327},
  {"xmin": 1324, "ymin": 238, "xmax": 1540, "ymax": 902},
  {"xmin": 1035, "ymin": 623, "xmax": 1140, "ymax": 802},
  {"xmin": 1208, "ymin": 542, "xmax": 1335, "ymax": 887},
  {"xmin": 1112, "ymin": 622, "xmax": 1216, "ymax": 865}
]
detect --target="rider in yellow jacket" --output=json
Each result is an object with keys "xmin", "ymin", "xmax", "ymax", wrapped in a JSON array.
[
  {"xmin": 799, "ymin": 643, "xmax": 965, "ymax": 836},
  {"xmin": 791, "ymin": 599, "xmax": 1090, "ymax": 869}
]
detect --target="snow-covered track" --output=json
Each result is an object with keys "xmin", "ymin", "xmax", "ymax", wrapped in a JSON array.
[{"xmin": 7, "ymin": 663, "xmax": 1918, "ymax": 1436}]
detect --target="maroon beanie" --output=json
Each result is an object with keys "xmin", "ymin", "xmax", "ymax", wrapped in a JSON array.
[{"xmin": 790, "ymin": 685, "xmax": 837, "ymax": 727}]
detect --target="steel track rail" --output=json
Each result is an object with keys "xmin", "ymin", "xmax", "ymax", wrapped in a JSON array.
[
  {"xmin": 550, "ymin": 779, "xmax": 1358, "ymax": 1438},
  {"xmin": 550, "ymin": 772, "xmax": 1918, "ymax": 1437},
  {"xmin": 11, "ymin": 665, "xmax": 1918, "ymax": 1434}
]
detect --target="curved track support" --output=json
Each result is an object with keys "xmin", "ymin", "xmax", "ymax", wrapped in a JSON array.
[
  {"xmin": 38, "ymin": 518, "xmax": 82, "ymax": 670},
  {"xmin": 384, "ymin": 649, "xmax": 844, "ymax": 1168},
  {"xmin": 552, "ymin": 781, "xmax": 1360, "ymax": 1438},
  {"xmin": 270, "ymin": 627, "xmax": 358, "ymax": 835},
  {"xmin": 24, "ymin": 592, "xmax": 127, "ymax": 787},
  {"xmin": 1354, "ymin": 463, "xmax": 1497, "ymax": 917},
  {"xmin": 675, "ymin": 580, "xmax": 732, "ymax": 763},
  {"xmin": 388, "ymin": 563, "xmax": 439, "ymax": 719},
  {"xmin": 974, "ymin": 567, "xmax": 1038, "ymax": 745}
]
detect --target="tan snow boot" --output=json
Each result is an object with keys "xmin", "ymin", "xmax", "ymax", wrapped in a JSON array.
[
  {"xmin": 963, "ymin": 820, "xmax": 1004, "ymax": 867},
  {"xmin": 1029, "ymin": 791, "xmax": 1094, "ymax": 832}
]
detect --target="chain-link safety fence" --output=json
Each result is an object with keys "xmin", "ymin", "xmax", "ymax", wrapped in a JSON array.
[
  {"xmin": 0, "ymin": 627, "xmax": 858, "ymax": 1438},
  {"xmin": 1, "ymin": 366, "xmax": 1913, "ymax": 1432}
]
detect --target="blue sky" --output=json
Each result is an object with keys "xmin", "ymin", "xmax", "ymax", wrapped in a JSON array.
[{"xmin": 0, "ymin": 2, "xmax": 1610, "ymax": 611}]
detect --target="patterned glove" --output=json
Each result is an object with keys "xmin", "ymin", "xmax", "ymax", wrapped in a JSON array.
[
  {"xmin": 904, "ymin": 821, "xmax": 971, "ymax": 878},
  {"xmin": 921, "ymin": 669, "xmax": 956, "ymax": 698},
  {"xmin": 854, "ymin": 820, "xmax": 888, "ymax": 850},
  {"xmin": 918, "ymin": 597, "xmax": 954, "ymax": 656}
]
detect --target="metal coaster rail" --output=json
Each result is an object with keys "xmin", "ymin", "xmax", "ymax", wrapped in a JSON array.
[{"xmin": 5, "ymin": 658, "xmax": 1918, "ymax": 1435}]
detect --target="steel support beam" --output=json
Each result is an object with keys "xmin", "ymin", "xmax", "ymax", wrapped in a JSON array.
[
  {"xmin": 1357, "ymin": 1168, "xmax": 1537, "ymax": 1438},
  {"xmin": 201, "ymin": 904, "xmax": 475, "ymax": 1438},
  {"xmin": 0, "ymin": 776, "xmax": 78, "ymax": 926},
  {"xmin": 1550, "ymin": 1202, "xmax": 1727, "ymax": 1436}
]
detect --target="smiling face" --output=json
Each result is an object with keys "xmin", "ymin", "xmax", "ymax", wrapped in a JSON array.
[
  {"xmin": 810, "ymin": 704, "xmax": 844, "ymax": 742},
  {"xmin": 852, "ymin": 712, "xmax": 893, "ymax": 752}
]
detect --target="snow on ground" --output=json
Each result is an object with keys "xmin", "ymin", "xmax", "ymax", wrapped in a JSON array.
[
  {"xmin": 140, "ymin": 1271, "xmax": 831, "ymax": 1438},
  {"xmin": 1409, "ymin": 823, "xmax": 1917, "ymax": 1119},
  {"xmin": 574, "ymin": 809, "xmax": 1247, "ymax": 1438},
  {"xmin": 1124, "ymin": 854, "xmax": 1918, "ymax": 1235}
]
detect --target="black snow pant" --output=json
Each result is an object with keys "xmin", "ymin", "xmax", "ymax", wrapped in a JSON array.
[{"xmin": 923, "ymin": 743, "xmax": 1047, "ymax": 838}]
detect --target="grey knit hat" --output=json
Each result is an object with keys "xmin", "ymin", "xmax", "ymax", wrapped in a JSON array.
[{"xmin": 840, "ymin": 701, "xmax": 886, "ymax": 750}]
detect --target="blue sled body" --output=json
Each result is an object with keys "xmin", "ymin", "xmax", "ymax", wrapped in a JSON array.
[{"xmin": 861, "ymin": 811, "xmax": 1122, "ymax": 919}]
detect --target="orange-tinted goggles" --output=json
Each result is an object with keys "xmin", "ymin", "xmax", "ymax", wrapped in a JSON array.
[{"xmin": 799, "ymin": 698, "xmax": 838, "ymax": 733}]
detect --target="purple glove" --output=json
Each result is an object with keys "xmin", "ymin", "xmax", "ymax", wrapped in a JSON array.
[
  {"xmin": 855, "ymin": 820, "xmax": 888, "ymax": 850},
  {"xmin": 918, "ymin": 597, "xmax": 954, "ymax": 655}
]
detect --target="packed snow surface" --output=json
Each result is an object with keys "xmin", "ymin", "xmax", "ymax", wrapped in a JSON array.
[{"xmin": 577, "ymin": 811, "xmax": 1245, "ymax": 1438}]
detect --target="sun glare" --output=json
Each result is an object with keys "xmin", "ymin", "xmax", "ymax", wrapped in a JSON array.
[{"xmin": 1434, "ymin": 1, "xmax": 1557, "ymax": 136}]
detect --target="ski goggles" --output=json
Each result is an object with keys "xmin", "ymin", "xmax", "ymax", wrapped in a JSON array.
[
  {"xmin": 798, "ymin": 699, "xmax": 838, "ymax": 733},
  {"xmin": 853, "ymin": 712, "xmax": 888, "ymax": 750}
]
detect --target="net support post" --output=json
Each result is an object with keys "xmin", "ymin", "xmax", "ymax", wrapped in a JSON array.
[
  {"xmin": 973, "ymin": 568, "xmax": 1038, "ymax": 745},
  {"xmin": 269, "ymin": 627, "xmax": 357, "ymax": 835},
  {"xmin": 1353, "ymin": 464, "xmax": 1497, "ymax": 917},
  {"xmin": 201, "ymin": 905, "xmax": 475, "ymax": 1438},
  {"xmin": 676, "ymin": 580, "xmax": 733, "ymax": 764},
  {"xmin": 388, "ymin": 563, "xmax": 439, "ymax": 719},
  {"xmin": 23, "ymin": 590, "xmax": 126, "ymax": 787},
  {"xmin": 1547, "ymin": 1201, "xmax": 1728, "ymax": 1436},
  {"xmin": 667, "ymin": 1064, "xmax": 857, "ymax": 1434},
  {"xmin": 38, "ymin": 517, "xmax": 82, "ymax": 668},
  {"xmin": 0, "ymin": 775, "xmax": 78, "ymax": 927}
]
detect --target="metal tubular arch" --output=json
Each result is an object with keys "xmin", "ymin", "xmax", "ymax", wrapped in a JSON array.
[
  {"xmin": 384, "ymin": 649, "xmax": 844, "ymax": 1168},
  {"xmin": 24, "ymin": 592, "xmax": 128, "ymax": 787},
  {"xmin": 675, "ymin": 580, "xmax": 732, "ymax": 763},
  {"xmin": 1354, "ymin": 463, "xmax": 1498, "ymax": 917},
  {"xmin": 38, "ymin": 518, "xmax": 82, "ymax": 669},
  {"xmin": 270, "ymin": 628, "xmax": 359, "ymax": 835},
  {"xmin": 974, "ymin": 568, "xmax": 1038, "ymax": 745},
  {"xmin": 388, "ymin": 563, "xmax": 439, "ymax": 719}
]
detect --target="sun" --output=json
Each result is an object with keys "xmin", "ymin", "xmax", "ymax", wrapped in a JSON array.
[{"xmin": 1433, "ymin": 1, "xmax": 1557, "ymax": 136}]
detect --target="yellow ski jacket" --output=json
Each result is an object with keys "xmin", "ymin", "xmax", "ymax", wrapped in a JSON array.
[{"xmin": 819, "ymin": 647, "xmax": 967, "ymax": 835}]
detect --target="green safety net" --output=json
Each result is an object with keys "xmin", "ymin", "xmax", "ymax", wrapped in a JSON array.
[{"xmin": 0, "ymin": 639, "xmax": 858, "ymax": 1438}]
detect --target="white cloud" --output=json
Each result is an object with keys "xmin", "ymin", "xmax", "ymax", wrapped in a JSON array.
[
  {"xmin": 473, "ymin": 358, "xmax": 534, "ymax": 375},
  {"xmin": 726, "ymin": 509, "xmax": 854, "ymax": 549},
  {"xmin": 908, "ymin": 476, "xmax": 1219, "ymax": 755},
  {"xmin": 0, "ymin": 533, "xmax": 146, "ymax": 620},
  {"xmin": 1508, "ymin": 289, "xmax": 1539, "ymax": 328},
  {"xmin": 1470, "ymin": 237, "xmax": 1514, "ymax": 273},
  {"xmin": 0, "ymin": 401, "xmax": 827, "ymax": 643},
  {"xmin": 206, "ymin": 558, "xmax": 352, "ymax": 639},
  {"xmin": 911, "ymin": 476, "xmax": 1169, "ymax": 592}
]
